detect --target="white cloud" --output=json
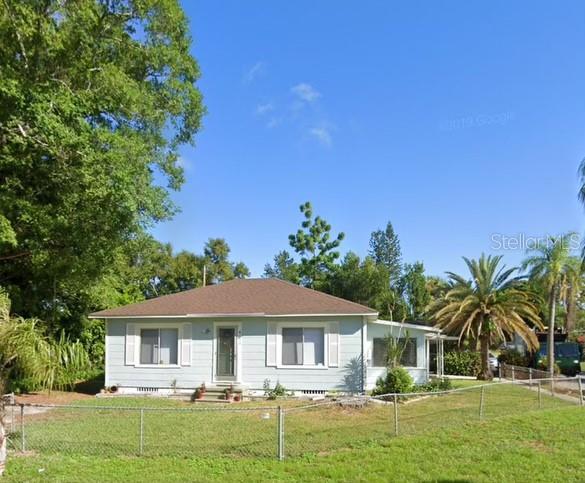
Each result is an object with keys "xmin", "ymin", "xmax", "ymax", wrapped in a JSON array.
[
  {"xmin": 255, "ymin": 103, "xmax": 274, "ymax": 115},
  {"xmin": 309, "ymin": 126, "xmax": 332, "ymax": 147},
  {"xmin": 244, "ymin": 61, "xmax": 266, "ymax": 83},
  {"xmin": 291, "ymin": 83, "xmax": 321, "ymax": 103}
]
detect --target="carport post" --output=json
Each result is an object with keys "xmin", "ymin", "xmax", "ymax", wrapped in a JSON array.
[{"xmin": 578, "ymin": 377, "xmax": 584, "ymax": 407}]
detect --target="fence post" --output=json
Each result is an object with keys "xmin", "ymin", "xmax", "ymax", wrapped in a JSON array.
[
  {"xmin": 538, "ymin": 381, "xmax": 542, "ymax": 409},
  {"xmin": 529, "ymin": 368, "xmax": 532, "ymax": 384},
  {"xmin": 139, "ymin": 409, "xmax": 144, "ymax": 456},
  {"xmin": 498, "ymin": 364, "xmax": 502, "ymax": 381},
  {"xmin": 19, "ymin": 404, "xmax": 25, "ymax": 452},
  {"xmin": 551, "ymin": 378, "xmax": 555, "ymax": 399},
  {"xmin": 277, "ymin": 406, "xmax": 284, "ymax": 461},
  {"xmin": 511, "ymin": 366, "xmax": 515, "ymax": 382},
  {"xmin": 579, "ymin": 376, "xmax": 584, "ymax": 407},
  {"xmin": 479, "ymin": 386, "xmax": 485, "ymax": 420},
  {"xmin": 393, "ymin": 394, "xmax": 399, "ymax": 436}
]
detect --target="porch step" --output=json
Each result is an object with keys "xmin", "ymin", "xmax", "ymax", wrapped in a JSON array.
[{"xmin": 194, "ymin": 385, "xmax": 244, "ymax": 402}]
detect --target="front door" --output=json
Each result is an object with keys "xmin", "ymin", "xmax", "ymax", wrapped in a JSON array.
[{"xmin": 216, "ymin": 327, "xmax": 236, "ymax": 380}]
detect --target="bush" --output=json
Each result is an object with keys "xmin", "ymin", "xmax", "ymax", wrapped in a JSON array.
[
  {"xmin": 537, "ymin": 360, "xmax": 561, "ymax": 375},
  {"xmin": 372, "ymin": 367, "xmax": 414, "ymax": 395},
  {"xmin": 416, "ymin": 378, "xmax": 453, "ymax": 393},
  {"xmin": 497, "ymin": 348, "xmax": 528, "ymax": 367},
  {"xmin": 79, "ymin": 318, "xmax": 105, "ymax": 366},
  {"xmin": 263, "ymin": 379, "xmax": 289, "ymax": 399},
  {"xmin": 443, "ymin": 351, "xmax": 480, "ymax": 376}
]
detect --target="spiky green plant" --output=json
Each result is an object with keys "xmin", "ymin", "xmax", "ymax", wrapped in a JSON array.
[
  {"xmin": 429, "ymin": 254, "xmax": 542, "ymax": 380},
  {"xmin": 0, "ymin": 288, "xmax": 91, "ymax": 393}
]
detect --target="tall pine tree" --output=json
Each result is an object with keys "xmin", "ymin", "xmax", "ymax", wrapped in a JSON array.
[{"xmin": 369, "ymin": 222, "xmax": 402, "ymax": 285}]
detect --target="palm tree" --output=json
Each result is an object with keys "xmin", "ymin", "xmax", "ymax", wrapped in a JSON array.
[
  {"xmin": 429, "ymin": 254, "xmax": 542, "ymax": 380},
  {"xmin": 562, "ymin": 258, "xmax": 583, "ymax": 335},
  {"xmin": 522, "ymin": 233, "xmax": 577, "ymax": 376}
]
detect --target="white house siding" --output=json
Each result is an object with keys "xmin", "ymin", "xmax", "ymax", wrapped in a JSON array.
[
  {"xmin": 366, "ymin": 323, "xmax": 429, "ymax": 388},
  {"xmin": 105, "ymin": 316, "xmax": 365, "ymax": 392}
]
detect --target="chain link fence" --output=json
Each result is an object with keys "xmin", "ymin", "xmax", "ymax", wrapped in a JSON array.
[
  {"xmin": 5, "ymin": 376, "xmax": 583, "ymax": 460},
  {"xmin": 500, "ymin": 362, "xmax": 550, "ymax": 381}
]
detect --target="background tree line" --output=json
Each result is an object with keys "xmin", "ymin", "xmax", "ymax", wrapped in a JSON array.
[{"xmin": 264, "ymin": 201, "xmax": 446, "ymax": 323}]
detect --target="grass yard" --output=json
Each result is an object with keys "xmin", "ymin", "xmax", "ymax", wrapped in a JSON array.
[
  {"xmin": 4, "ymin": 382, "xmax": 581, "ymax": 481},
  {"xmin": 5, "ymin": 406, "xmax": 585, "ymax": 482}
]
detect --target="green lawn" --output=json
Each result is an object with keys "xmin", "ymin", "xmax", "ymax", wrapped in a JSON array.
[
  {"xmin": 4, "ymin": 383, "xmax": 581, "ymax": 481},
  {"xmin": 5, "ymin": 406, "xmax": 585, "ymax": 482}
]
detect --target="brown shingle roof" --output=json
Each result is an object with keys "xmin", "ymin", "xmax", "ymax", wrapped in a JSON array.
[{"xmin": 90, "ymin": 278, "xmax": 377, "ymax": 318}]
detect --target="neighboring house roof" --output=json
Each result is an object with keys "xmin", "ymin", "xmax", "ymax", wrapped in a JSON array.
[
  {"xmin": 373, "ymin": 319, "xmax": 441, "ymax": 332},
  {"xmin": 90, "ymin": 278, "xmax": 378, "ymax": 318}
]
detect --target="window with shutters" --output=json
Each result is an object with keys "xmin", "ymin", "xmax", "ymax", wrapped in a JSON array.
[
  {"xmin": 277, "ymin": 323, "xmax": 331, "ymax": 368},
  {"xmin": 282, "ymin": 327, "xmax": 325, "ymax": 366},
  {"xmin": 129, "ymin": 324, "xmax": 184, "ymax": 367},
  {"xmin": 139, "ymin": 328, "xmax": 178, "ymax": 365}
]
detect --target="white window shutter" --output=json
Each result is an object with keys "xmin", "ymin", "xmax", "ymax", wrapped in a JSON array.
[
  {"xmin": 125, "ymin": 323, "xmax": 136, "ymax": 366},
  {"xmin": 181, "ymin": 323, "xmax": 192, "ymax": 366},
  {"xmin": 328, "ymin": 322, "xmax": 340, "ymax": 367},
  {"xmin": 266, "ymin": 322, "xmax": 277, "ymax": 367}
]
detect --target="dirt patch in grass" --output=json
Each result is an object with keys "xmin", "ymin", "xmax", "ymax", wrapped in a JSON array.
[
  {"xmin": 523, "ymin": 440, "xmax": 554, "ymax": 453},
  {"xmin": 14, "ymin": 391, "xmax": 94, "ymax": 406}
]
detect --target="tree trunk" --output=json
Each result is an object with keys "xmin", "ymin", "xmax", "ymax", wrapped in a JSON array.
[
  {"xmin": 566, "ymin": 285, "xmax": 577, "ymax": 335},
  {"xmin": 548, "ymin": 288, "xmax": 557, "ymax": 378},
  {"xmin": 478, "ymin": 332, "xmax": 493, "ymax": 380}
]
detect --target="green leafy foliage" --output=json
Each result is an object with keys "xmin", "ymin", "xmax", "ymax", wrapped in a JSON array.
[
  {"xmin": 497, "ymin": 349, "xmax": 528, "ymax": 367},
  {"xmin": 415, "ymin": 378, "xmax": 453, "ymax": 392},
  {"xmin": 522, "ymin": 233, "xmax": 580, "ymax": 374},
  {"xmin": 288, "ymin": 202, "xmax": 344, "ymax": 288},
  {"xmin": 203, "ymin": 238, "xmax": 249, "ymax": 284},
  {"xmin": 263, "ymin": 379, "xmax": 289, "ymax": 399},
  {"xmin": 399, "ymin": 262, "xmax": 431, "ymax": 321},
  {"xmin": 0, "ymin": 288, "xmax": 91, "ymax": 392},
  {"xmin": 429, "ymin": 254, "xmax": 542, "ymax": 380},
  {"xmin": 369, "ymin": 221, "xmax": 402, "ymax": 285},
  {"xmin": 0, "ymin": 0, "xmax": 205, "ymax": 330},
  {"xmin": 324, "ymin": 252, "xmax": 393, "ymax": 312},
  {"xmin": 79, "ymin": 319, "xmax": 106, "ymax": 367},
  {"xmin": 443, "ymin": 351, "xmax": 481, "ymax": 377},
  {"xmin": 263, "ymin": 250, "xmax": 301, "ymax": 284},
  {"xmin": 372, "ymin": 367, "xmax": 414, "ymax": 395}
]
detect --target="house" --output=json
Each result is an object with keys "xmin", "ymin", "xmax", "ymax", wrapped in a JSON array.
[{"xmin": 90, "ymin": 278, "xmax": 443, "ymax": 395}]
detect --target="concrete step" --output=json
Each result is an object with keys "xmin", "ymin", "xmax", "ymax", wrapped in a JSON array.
[{"xmin": 193, "ymin": 384, "xmax": 243, "ymax": 402}]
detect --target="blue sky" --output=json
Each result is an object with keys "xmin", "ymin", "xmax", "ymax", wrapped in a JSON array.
[{"xmin": 152, "ymin": 0, "xmax": 585, "ymax": 278}]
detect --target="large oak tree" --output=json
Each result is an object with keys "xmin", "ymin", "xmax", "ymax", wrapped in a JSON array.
[{"xmin": 0, "ymin": 0, "xmax": 205, "ymax": 328}]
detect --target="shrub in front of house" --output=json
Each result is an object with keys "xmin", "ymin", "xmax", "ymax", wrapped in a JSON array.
[
  {"xmin": 415, "ymin": 377, "xmax": 453, "ymax": 393},
  {"xmin": 372, "ymin": 366, "xmax": 414, "ymax": 395},
  {"xmin": 443, "ymin": 351, "xmax": 480, "ymax": 377}
]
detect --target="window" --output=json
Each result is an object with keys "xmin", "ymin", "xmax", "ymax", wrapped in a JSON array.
[
  {"xmin": 372, "ymin": 338, "xmax": 387, "ymax": 367},
  {"xmin": 282, "ymin": 327, "xmax": 325, "ymax": 366},
  {"xmin": 140, "ymin": 328, "xmax": 178, "ymax": 365},
  {"xmin": 372, "ymin": 337, "xmax": 417, "ymax": 367}
]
